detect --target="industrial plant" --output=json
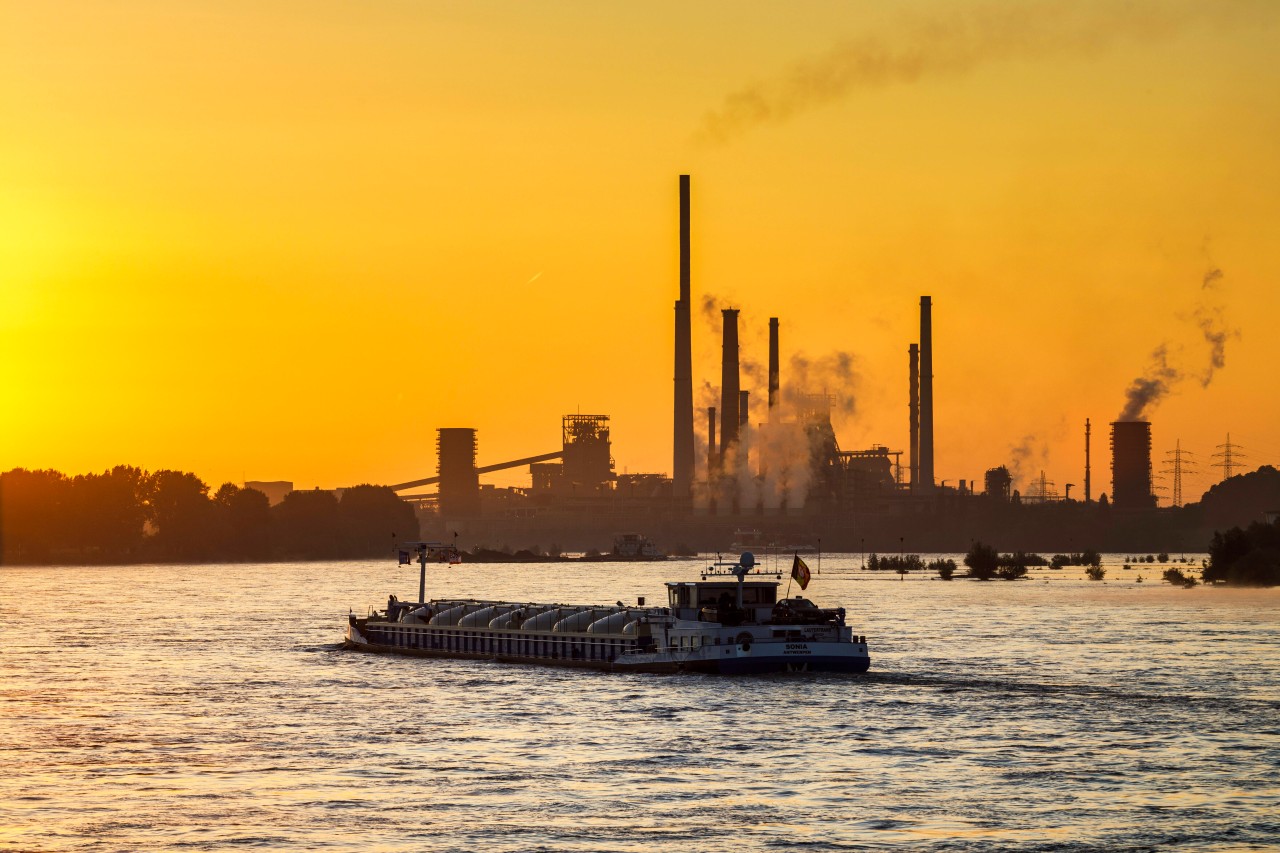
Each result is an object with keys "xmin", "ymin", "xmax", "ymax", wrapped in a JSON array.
[{"xmin": 388, "ymin": 176, "xmax": 1181, "ymax": 552}]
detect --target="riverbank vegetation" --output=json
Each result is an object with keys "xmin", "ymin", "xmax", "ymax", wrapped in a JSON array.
[
  {"xmin": 962, "ymin": 542, "xmax": 1034, "ymax": 580},
  {"xmin": 866, "ymin": 553, "xmax": 924, "ymax": 573},
  {"xmin": 0, "ymin": 467, "xmax": 417, "ymax": 564},
  {"xmin": 1205, "ymin": 521, "xmax": 1280, "ymax": 586},
  {"xmin": 1050, "ymin": 551, "xmax": 1102, "ymax": 568},
  {"xmin": 1162, "ymin": 567, "xmax": 1198, "ymax": 587},
  {"xmin": 930, "ymin": 558, "xmax": 957, "ymax": 580}
]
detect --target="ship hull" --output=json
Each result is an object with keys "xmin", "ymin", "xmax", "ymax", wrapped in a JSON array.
[{"xmin": 344, "ymin": 624, "xmax": 869, "ymax": 675}]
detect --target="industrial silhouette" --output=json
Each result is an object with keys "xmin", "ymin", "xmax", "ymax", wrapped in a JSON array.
[
  {"xmin": 4, "ymin": 175, "xmax": 1265, "ymax": 562},
  {"xmin": 361, "ymin": 175, "xmax": 1260, "ymax": 554}
]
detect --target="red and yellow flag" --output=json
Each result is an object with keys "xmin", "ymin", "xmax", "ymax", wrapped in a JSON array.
[{"xmin": 791, "ymin": 554, "xmax": 811, "ymax": 590}]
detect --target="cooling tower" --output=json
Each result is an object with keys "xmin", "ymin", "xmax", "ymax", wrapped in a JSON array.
[
  {"xmin": 1110, "ymin": 421, "xmax": 1155, "ymax": 509},
  {"xmin": 437, "ymin": 428, "xmax": 480, "ymax": 518}
]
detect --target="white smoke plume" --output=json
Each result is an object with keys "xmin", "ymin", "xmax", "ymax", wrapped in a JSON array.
[{"xmin": 1006, "ymin": 433, "xmax": 1050, "ymax": 491}]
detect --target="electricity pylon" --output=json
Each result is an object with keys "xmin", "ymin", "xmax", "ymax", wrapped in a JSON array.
[
  {"xmin": 1162, "ymin": 440, "xmax": 1197, "ymax": 507},
  {"xmin": 1211, "ymin": 433, "xmax": 1247, "ymax": 482}
]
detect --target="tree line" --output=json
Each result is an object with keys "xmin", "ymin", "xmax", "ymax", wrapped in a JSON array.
[{"xmin": 0, "ymin": 467, "xmax": 419, "ymax": 564}]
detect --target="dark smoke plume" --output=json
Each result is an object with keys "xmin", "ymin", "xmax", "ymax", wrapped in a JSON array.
[
  {"xmin": 696, "ymin": 1, "xmax": 1264, "ymax": 145},
  {"xmin": 1196, "ymin": 268, "xmax": 1231, "ymax": 388},
  {"xmin": 1116, "ymin": 266, "xmax": 1238, "ymax": 421},
  {"xmin": 1118, "ymin": 344, "xmax": 1181, "ymax": 422},
  {"xmin": 700, "ymin": 293, "xmax": 721, "ymax": 335}
]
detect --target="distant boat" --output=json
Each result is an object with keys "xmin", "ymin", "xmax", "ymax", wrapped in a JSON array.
[
  {"xmin": 609, "ymin": 532, "xmax": 665, "ymax": 560},
  {"xmin": 730, "ymin": 528, "xmax": 816, "ymax": 553}
]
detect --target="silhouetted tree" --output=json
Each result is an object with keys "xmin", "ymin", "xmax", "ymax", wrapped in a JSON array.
[
  {"xmin": 71, "ymin": 466, "xmax": 148, "ymax": 559},
  {"xmin": 338, "ymin": 485, "xmax": 418, "ymax": 557},
  {"xmin": 273, "ymin": 489, "xmax": 342, "ymax": 559},
  {"xmin": 930, "ymin": 558, "xmax": 956, "ymax": 580},
  {"xmin": 1205, "ymin": 520, "xmax": 1280, "ymax": 586},
  {"xmin": 148, "ymin": 470, "xmax": 217, "ymax": 560},
  {"xmin": 1162, "ymin": 567, "xmax": 1197, "ymax": 587},
  {"xmin": 996, "ymin": 564, "xmax": 1028, "ymax": 580},
  {"xmin": 214, "ymin": 483, "xmax": 273, "ymax": 560},
  {"xmin": 964, "ymin": 541, "xmax": 999, "ymax": 580},
  {"xmin": 0, "ymin": 468, "xmax": 70, "ymax": 562}
]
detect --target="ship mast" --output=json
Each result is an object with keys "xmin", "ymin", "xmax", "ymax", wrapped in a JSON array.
[{"xmin": 701, "ymin": 551, "xmax": 778, "ymax": 608}]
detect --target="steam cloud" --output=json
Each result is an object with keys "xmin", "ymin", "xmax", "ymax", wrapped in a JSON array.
[
  {"xmin": 1007, "ymin": 434, "xmax": 1049, "ymax": 490},
  {"xmin": 693, "ymin": 362, "xmax": 862, "ymax": 512},
  {"xmin": 692, "ymin": 293, "xmax": 863, "ymax": 511},
  {"xmin": 696, "ymin": 1, "xmax": 1263, "ymax": 144},
  {"xmin": 1117, "ymin": 267, "xmax": 1238, "ymax": 421},
  {"xmin": 784, "ymin": 351, "xmax": 859, "ymax": 419}
]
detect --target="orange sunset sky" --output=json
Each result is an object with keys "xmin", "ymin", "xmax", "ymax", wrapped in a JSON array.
[{"xmin": 4, "ymin": 0, "xmax": 1279, "ymax": 504}]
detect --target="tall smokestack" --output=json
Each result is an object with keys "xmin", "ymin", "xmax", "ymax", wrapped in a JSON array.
[
  {"xmin": 707, "ymin": 407, "xmax": 717, "ymax": 479},
  {"xmin": 720, "ymin": 308, "xmax": 740, "ymax": 461},
  {"xmin": 673, "ymin": 175, "xmax": 694, "ymax": 497},
  {"xmin": 909, "ymin": 343, "xmax": 920, "ymax": 489},
  {"xmin": 768, "ymin": 318, "xmax": 779, "ymax": 421},
  {"xmin": 739, "ymin": 390, "xmax": 749, "ymax": 428},
  {"xmin": 1085, "ymin": 418, "xmax": 1092, "ymax": 503},
  {"xmin": 919, "ymin": 296, "xmax": 935, "ymax": 490}
]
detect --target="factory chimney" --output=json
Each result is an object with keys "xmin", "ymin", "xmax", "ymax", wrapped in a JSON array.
[
  {"xmin": 672, "ymin": 175, "xmax": 694, "ymax": 498},
  {"xmin": 919, "ymin": 296, "xmax": 935, "ymax": 490},
  {"xmin": 908, "ymin": 343, "xmax": 920, "ymax": 489},
  {"xmin": 739, "ymin": 390, "xmax": 749, "ymax": 428},
  {"xmin": 720, "ymin": 308, "xmax": 740, "ymax": 462},
  {"xmin": 1085, "ymin": 418, "xmax": 1092, "ymax": 503},
  {"xmin": 707, "ymin": 407, "xmax": 717, "ymax": 479},
  {"xmin": 768, "ymin": 318, "xmax": 779, "ymax": 421}
]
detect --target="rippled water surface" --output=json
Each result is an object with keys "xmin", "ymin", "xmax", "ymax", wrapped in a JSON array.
[{"xmin": 2, "ymin": 557, "xmax": 1278, "ymax": 851}]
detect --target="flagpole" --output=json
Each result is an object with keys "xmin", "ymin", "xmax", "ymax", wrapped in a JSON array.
[
  {"xmin": 818, "ymin": 538, "xmax": 822, "ymax": 575},
  {"xmin": 785, "ymin": 552, "xmax": 795, "ymax": 599},
  {"xmin": 418, "ymin": 544, "xmax": 428, "ymax": 604}
]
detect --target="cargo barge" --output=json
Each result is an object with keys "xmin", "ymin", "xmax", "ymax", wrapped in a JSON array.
[{"xmin": 344, "ymin": 544, "xmax": 870, "ymax": 674}]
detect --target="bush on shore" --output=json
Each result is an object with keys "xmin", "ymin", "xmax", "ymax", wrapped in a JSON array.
[{"xmin": 1204, "ymin": 521, "xmax": 1280, "ymax": 586}]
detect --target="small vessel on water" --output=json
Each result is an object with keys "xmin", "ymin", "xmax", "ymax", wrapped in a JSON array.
[
  {"xmin": 607, "ymin": 532, "xmax": 665, "ymax": 560},
  {"xmin": 729, "ymin": 528, "xmax": 817, "ymax": 554},
  {"xmin": 344, "ymin": 543, "xmax": 870, "ymax": 674}
]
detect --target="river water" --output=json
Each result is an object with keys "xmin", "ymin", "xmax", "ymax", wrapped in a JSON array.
[{"xmin": 2, "ymin": 556, "xmax": 1277, "ymax": 852}]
